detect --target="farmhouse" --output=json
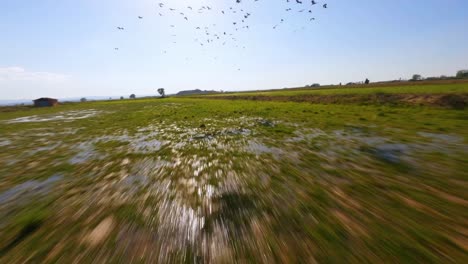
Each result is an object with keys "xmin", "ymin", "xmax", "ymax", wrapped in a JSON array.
[{"xmin": 33, "ymin": 98, "xmax": 59, "ymax": 107}]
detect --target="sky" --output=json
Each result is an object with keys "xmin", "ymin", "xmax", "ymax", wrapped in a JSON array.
[{"xmin": 1, "ymin": 0, "xmax": 468, "ymax": 100}]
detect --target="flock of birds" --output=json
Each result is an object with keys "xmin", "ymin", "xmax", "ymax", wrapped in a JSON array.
[{"xmin": 113, "ymin": 1, "xmax": 329, "ymax": 69}]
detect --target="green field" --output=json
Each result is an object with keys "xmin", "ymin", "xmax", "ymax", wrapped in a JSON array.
[
  {"xmin": 211, "ymin": 81, "xmax": 468, "ymax": 96},
  {"xmin": 0, "ymin": 84, "xmax": 467, "ymax": 262}
]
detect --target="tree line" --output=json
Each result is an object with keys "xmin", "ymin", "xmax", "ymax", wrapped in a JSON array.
[{"xmin": 411, "ymin": 70, "xmax": 468, "ymax": 81}]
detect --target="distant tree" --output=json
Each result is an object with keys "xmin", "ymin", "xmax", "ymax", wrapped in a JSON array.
[
  {"xmin": 411, "ymin": 74, "xmax": 422, "ymax": 81},
  {"xmin": 120, "ymin": 96, "xmax": 124, "ymax": 100},
  {"xmin": 311, "ymin": 83, "xmax": 320, "ymax": 87},
  {"xmin": 365, "ymin": 78, "xmax": 370, "ymax": 84},
  {"xmin": 80, "ymin": 97, "xmax": 87, "ymax": 102},
  {"xmin": 456, "ymin": 70, "xmax": 468, "ymax": 79},
  {"xmin": 130, "ymin": 94, "xmax": 136, "ymax": 99},
  {"xmin": 157, "ymin": 88, "xmax": 165, "ymax": 98}
]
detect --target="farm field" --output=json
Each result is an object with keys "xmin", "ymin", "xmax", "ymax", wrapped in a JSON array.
[
  {"xmin": 203, "ymin": 81, "xmax": 468, "ymax": 110},
  {"xmin": 208, "ymin": 80, "xmax": 468, "ymax": 97},
  {"xmin": 0, "ymin": 85, "xmax": 467, "ymax": 262}
]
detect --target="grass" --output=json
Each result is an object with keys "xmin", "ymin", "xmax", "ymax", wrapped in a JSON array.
[
  {"xmin": 0, "ymin": 82, "xmax": 467, "ymax": 262},
  {"xmin": 198, "ymin": 81, "xmax": 468, "ymax": 110},
  {"xmin": 207, "ymin": 80, "xmax": 468, "ymax": 97}
]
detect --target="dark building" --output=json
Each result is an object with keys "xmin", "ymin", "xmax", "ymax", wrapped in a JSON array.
[{"xmin": 33, "ymin": 98, "xmax": 58, "ymax": 107}]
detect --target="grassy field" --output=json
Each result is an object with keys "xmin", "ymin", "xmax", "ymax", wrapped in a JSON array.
[
  {"xmin": 208, "ymin": 80, "xmax": 468, "ymax": 97},
  {"xmin": 0, "ymin": 84, "xmax": 467, "ymax": 262},
  {"xmin": 201, "ymin": 81, "xmax": 468, "ymax": 110}
]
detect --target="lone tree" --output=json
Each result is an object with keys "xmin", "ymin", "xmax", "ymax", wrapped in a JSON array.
[
  {"xmin": 157, "ymin": 88, "xmax": 166, "ymax": 98},
  {"xmin": 80, "ymin": 97, "xmax": 87, "ymax": 102},
  {"xmin": 365, "ymin": 78, "xmax": 370, "ymax": 84},
  {"xmin": 130, "ymin": 94, "xmax": 136, "ymax": 99},
  {"xmin": 120, "ymin": 96, "xmax": 124, "ymax": 100},
  {"xmin": 456, "ymin": 70, "xmax": 468, "ymax": 79},
  {"xmin": 411, "ymin": 74, "xmax": 422, "ymax": 81}
]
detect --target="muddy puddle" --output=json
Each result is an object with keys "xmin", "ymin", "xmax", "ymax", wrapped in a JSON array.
[
  {"xmin": 58, "ymin": 118, "xmax": 284, "ymax": 261},
  {"xmin": 0, "ymin": 174, "xmax": 63, "ymax": 205},
  {"xmin": 417, "ymin": 132, "xmax": 463, "ymax": 143},
  {"xmin": 69, "ymin": 142, "xmax": 102, "ymax": 164},
  {"xmin": 4, "ymin": 109, "xmax": 103, "ymax": 123},
  {"xmin": 1, "ymin": 113, "xmax": 467, "ymax": 262},
  {"xmin": 0, "ymin": 139, "xmax": 11, "ymax": 147}
]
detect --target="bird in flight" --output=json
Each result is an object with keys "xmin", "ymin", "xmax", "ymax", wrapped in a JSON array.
[{"xmin": 111, "ymin": 0, "xmax": 330, "ymax": 60}]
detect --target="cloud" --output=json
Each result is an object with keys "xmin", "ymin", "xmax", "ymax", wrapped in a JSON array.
[{"xmin": 0, "ymin": 67, "xmax": 70, "ymax": 82}]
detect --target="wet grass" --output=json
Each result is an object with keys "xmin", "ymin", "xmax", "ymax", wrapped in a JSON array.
[{"xmin": 0, "ymin": 93, "xmax": 467, "ymax": 262}]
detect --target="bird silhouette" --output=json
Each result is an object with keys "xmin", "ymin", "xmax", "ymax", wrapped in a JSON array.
[{"xmin": 110, "ymin": 0, "xmax": 330, "ymax": 64}]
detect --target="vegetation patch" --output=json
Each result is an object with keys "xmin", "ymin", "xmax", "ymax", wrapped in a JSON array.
[{"xmin": 1, "ymin": 83, "xmax": 467, "ymax": 262}]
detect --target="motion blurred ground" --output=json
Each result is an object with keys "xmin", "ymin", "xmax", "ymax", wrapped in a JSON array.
[{"xmin": 0, "ymin": 81, "xmax": 467, "ymax": 262}]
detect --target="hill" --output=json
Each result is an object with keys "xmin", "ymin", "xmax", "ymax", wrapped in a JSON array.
[{"xmin": 176, "ymin": 89, "xmax": 220, "ymax": 96}]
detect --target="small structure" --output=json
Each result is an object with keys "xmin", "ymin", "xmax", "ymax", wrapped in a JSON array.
[{"xmin": 33, "ymin": 98, "xmax": 58, "ymax": 107}]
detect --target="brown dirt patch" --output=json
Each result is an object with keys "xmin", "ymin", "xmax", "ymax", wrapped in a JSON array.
[{"xmin": 83, "ymin": 216, "xmax": 115, "ymax": 247}]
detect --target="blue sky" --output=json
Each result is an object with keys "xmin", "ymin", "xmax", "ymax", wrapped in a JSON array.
[{"xmin": 1, "ymin": 0, "xmax": 468, "ymax": 100}]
